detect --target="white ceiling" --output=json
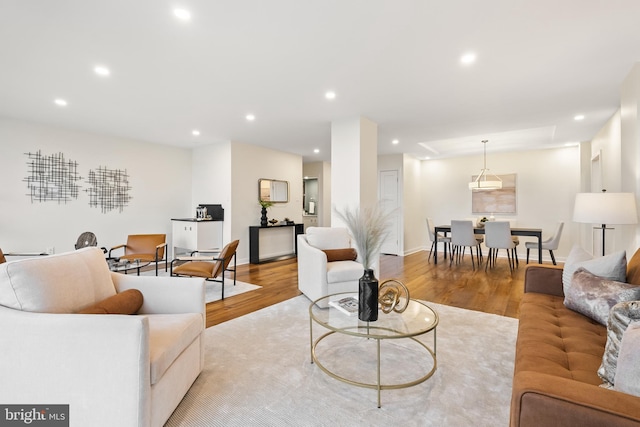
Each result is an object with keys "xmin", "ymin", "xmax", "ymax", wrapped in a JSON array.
[{"xmin": 1, "ymin": 1, "xmax": 639, "ymax": 162}]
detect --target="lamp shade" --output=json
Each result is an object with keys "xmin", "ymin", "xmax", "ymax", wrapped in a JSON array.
[{"xmin": 573, "ymin": 192, "xmax": 638, "ymax": 225}]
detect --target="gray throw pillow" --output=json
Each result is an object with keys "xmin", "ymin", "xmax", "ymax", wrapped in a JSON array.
[
  {"xmin": 561, "ymin": 246, "xmax": 627, "ymax": 295},
  {"xmin": 614, "ymin": 321, "xmax": 640, "ymax": 396},
  {"xmin": 564, "ymin": 268, "xmax": 640, "ymax": 325},
  {"xmin": 598, "ymin": 301, "xmax": 640, "ymax": 387}
]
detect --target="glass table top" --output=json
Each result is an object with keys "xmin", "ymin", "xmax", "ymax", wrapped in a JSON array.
[{"xmin": 309, "ymin": 292, "xmax": 439, "ymax": 339}]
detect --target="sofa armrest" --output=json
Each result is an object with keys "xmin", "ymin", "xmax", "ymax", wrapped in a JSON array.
[
  {"xmin": 0, "ymin": 305, "xmax": 151, "ymax": 426},
  {"xmin": 524, "ymin": 265, "xmax": 564, "ymax": 296},
  {"xmin": 511, "ymin": 371, "xmax": 640, "ymax": 427},
  {"xmin": 111, "ymin": 273, "xmax": 205, "ymax": 315}
]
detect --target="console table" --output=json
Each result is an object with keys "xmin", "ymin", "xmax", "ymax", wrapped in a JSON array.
[{"xmin": 249, "ymin": 223, "xmax": 304, "ymax": 264}]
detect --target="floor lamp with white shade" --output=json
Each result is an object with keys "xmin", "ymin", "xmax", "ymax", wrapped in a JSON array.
[{"xmin": 573, "ymin": 191, "xmax": 638, "ymax": 256}]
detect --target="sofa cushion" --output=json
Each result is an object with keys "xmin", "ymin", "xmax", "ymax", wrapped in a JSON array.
[
  {"xmin": 517, "ymin": 293, "xmax": 606, "ymax": 385},
  {"xmin": 326, "ymin": 261, "xmax": 364, "ymax": 284},
  {"xmin": 564, "ymin": 268, "xmax": 640, "ymax": 325},
  {"xmin": 0, "ymin": 247, "xmax": 116, "ymax": 313},
  {"xmin": 323, "ymin": 248, "xmax": 358, "ymax": 262},
  {"xmin": 77, "ymin": 289, "xmax": 143, "ymax": 314},
  {"xmin": 598, "ymin": 300, "xmax": 640, "ymax": 387},
  {"xmin": 146, "ymin": 313, "xmax": 204, "ymax": 385},
  {"xmin": 614, "ymin": 321, "xmax": 640, "ymax": 396},
  {"xmin": 561, "ymin": 246, "xmax": 626, "ymax": 295},
  {"xmin": 306, "ymin": 227, "xmax": 351, "ymax": 250}
]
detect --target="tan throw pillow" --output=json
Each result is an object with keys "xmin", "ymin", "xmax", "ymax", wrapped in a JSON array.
[
  {"xmin": 77, "ymin": 289, "xmax": 143, "ymax": 314},
  {"xmin": 322, "ymin": 248, "xmax": 358, "ymax": 262},
  {"xmin": 598, "ymin": 301, "xmax": 640, "ymax": 387},
  {"xmin": 564, "ymin": 268, "xmax": 640, "ymax": 325}
]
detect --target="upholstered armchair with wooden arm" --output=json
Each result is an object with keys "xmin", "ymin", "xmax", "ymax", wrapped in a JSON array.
[{"xmin": 109, "ymin": 234, "xmax": 167, "ymax": 275}]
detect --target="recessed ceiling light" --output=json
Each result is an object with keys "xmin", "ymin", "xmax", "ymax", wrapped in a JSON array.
[
  {"xmin": 392, "ymin": 139, "xmax": 399, "ymax": 145},
  {"xmin": 54, "ymin": 99, "xmax": 67, "ymax": 107},
  {"xmin": 325, "ymin": 91, "xmax": 336, "ymax": 100},
  {"xmin": 173, "ymin": 8, "xmax": 191, "ymax": 21},
  {"xmin": 574, "ymin": 114, "xmax": 585, "ymax": 121},
  {"xmin": 460, "ymin": 52, "xmax": 476, "ymax": 65},
  {"xmin": 313, "ymin": 149, "xmax": 320, "ymax": 154},
  {"xmin": 192, "ymin": 130, "xmax": 200, "ymax": 136},
  {"xmin": 246, "ymin": 114, "xmax": 255, "ymax": 121},
  {"xmin": 94, "ymin": 65, "xmax": 110, "ymax": 76}
]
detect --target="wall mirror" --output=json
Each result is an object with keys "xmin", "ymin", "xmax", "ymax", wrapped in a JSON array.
[{"xmin": 259, "ymin": 179, "xmax": 289, "ymax": 203}]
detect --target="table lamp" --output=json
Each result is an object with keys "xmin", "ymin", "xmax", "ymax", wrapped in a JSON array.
[{"xmin": 573, "ymin": 191, "xmax": 638, "ymax": 255}]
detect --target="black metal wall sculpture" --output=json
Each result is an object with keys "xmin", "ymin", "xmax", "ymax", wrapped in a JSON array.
[
  {"xmin": 85, "ymin": 166, "xmax": 132, "ymax": 213},
  {"xmin": 23, "ymin": 150, "xmax": 82, "ymax": 203}
]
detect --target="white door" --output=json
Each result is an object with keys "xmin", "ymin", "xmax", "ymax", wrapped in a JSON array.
[{"xmin": 379, "ymin": 170, "xmax": 400, "ymax": 255}]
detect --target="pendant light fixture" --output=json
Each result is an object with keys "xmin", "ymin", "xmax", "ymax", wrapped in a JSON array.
[{"xmin": 468, "ymin": 140, "xmax": 502, "ymax": 191}]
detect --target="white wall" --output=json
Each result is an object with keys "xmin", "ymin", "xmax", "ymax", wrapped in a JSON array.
[
  {"xmin": 421, "ymin": 146, "xmax": 580, "ymax": 262},
  {"xmin": 0, "ymin": 117, "xmax": 191, "ymax": 254},
  {"xmin": 230, "ymin": 141, "xmax": 303, "ymax": 263},
  {"xmin": 191, "ymin": 143, "xmax": 232, "ymax": 242},
  {"xmin": 621, "ymin": 64, "xmax": 640, "ymax": 253},
  {"xmin": 403, "ymin": 155, "xmax": 423, "ymax": 255}
]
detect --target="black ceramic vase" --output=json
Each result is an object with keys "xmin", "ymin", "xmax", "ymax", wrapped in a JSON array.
[
  {"xmin": 358, "ymin": 269, "xmax": 379, "ymax": 322},
  {"xmin": 260, "ymin": 207, "xmax": 268, "ymax": 227}
]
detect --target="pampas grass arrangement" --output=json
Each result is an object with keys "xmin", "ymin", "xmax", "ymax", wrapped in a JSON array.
[{"xmin": 334, "ymin": 204, "xmax": 395, "ymax": 269}]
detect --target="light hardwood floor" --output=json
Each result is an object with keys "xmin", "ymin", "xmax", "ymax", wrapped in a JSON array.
[{"xmin": 205, "ymin": 249, "xmax": 539, "ymax": 328}]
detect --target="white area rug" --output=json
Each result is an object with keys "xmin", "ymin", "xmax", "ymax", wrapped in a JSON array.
[
  {"xmin": 165, "ymin": 296, "xmax": 518, "ymax": 426},
  {"xmin": 139, "ymin": 269, "xmax": 260, "ymax": 303}
]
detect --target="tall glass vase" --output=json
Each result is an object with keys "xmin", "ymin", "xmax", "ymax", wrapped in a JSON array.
[{"xmin": 358, "ymin": 269, "xmax": 379, "ymax": 322}]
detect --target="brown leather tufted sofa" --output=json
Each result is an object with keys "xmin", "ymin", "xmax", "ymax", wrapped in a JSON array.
[{"xmin": 510, "ymin": 249, "xmax": 640, "ymax": 427}]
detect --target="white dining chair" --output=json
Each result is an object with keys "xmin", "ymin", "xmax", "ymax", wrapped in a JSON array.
[
  {"xmin": 526, "ymin": 222, "xmax": 564, "ymax": 265},
  {"xmin": 450, "ymin": 220, "xmax": 482, "ymax": 269},
  {"xmin": 426, "ymin": 218, "xmax": 451, "ymax": 263},
  {"xmin": 484, "ymin": 221, "xmax": 517, "ymax": 272}
]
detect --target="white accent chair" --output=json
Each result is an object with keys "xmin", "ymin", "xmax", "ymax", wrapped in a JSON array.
[
  {"xmin": 297, "ymin": 227, "xmax": 364, "ymax": 307},
  {"xmin": 526, "ymin": 222, "xmax": 564, "ymax": 265},
  {"xmin": 0, "ymin": 247, "xmax": 205, "ymax": 427}
]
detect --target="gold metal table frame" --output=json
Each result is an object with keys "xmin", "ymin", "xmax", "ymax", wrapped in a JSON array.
[{"xmin": 309, "ymin": 292, "xmax": 438, "ymax": 407}]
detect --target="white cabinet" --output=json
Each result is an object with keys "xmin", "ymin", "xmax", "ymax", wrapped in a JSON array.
[{"xmin": 171, "ymin": 219, "xmax": 223, "ymax": 258}]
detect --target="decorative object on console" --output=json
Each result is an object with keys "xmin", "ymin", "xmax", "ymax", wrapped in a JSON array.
[
  {"xmin": 378, "ymin": 279, "xmax": 409, "ymax": 314},
  {"xmin": 334, "ymin": 204, "xmax": 395, "ymax": 322},
  {"xmin": 259, "ymin": 200, "xmax": 273, "ymax": 227},
  {"xmin": 573, "ymin": 190, "xmax": 638, "ymax": 256},
  {"xmin": 268, "ymin": 218, "xmax": 278, "ymax": 226}
]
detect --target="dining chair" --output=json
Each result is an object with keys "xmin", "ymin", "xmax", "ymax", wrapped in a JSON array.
[
  {"xmin": 450, "ymin": 220, "xmax": 482, "ymax": 269},
  {"xmin": 484, "ymin": 221, "xmax": 517, "ymax": 272},
  {"xmin": 426, "ymin": 218, "xmax": 451, "ymax": 263},
  {"xmin": 526, "ymin": 222, "xmax": 564, "ymax": 265}
]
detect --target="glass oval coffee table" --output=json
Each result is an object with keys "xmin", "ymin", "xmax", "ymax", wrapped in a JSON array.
[{"xmin": 309, "ymin": 292, "xmax": 438, "ymax": 407}]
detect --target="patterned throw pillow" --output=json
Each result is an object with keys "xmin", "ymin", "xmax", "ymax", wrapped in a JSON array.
[
  {"xmin": 561, "ymin": 246, "xmax": 627, "ymax": 295},
  {"xmin": 564, "ymin": 268, "xmax": 640, "ymax": 325},
  {"xmin": 598, "ymin": 301, "xmax": 640, "ymax": 387}
]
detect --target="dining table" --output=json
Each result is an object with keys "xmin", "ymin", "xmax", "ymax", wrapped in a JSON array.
[{"xmin": 433, "ymin": 225, "xmax": 543, "ymax": 264}]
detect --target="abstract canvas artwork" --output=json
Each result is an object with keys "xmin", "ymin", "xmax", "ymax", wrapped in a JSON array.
[
  {"xmin": 23, "ymin": 150, "xmax": 82, "ymax": 203},
  {"xmin": 471, "ymin": 173, "xmax": 517, "ymax": 214}
]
